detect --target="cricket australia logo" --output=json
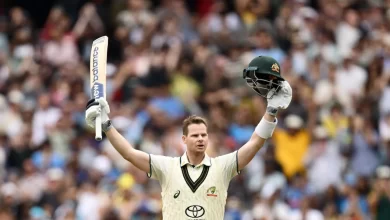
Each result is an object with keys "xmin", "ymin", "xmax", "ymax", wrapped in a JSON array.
[
  {"xmin": 271, "ymin": 63, "xmax": 280, "ymax": 73},
  {"xmin": 206, "ymin": 186, "xmax": 217, "ymax": 197},
  {"xmin": 185, "ymin": 205, "xmax": 205, "ymax": 218}
]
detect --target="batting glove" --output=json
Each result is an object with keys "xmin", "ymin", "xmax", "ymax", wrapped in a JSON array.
[
  {"xmin": 266, "ymin": 81, "xmax": 293, "ymax": 116},
  {"xmin": 85, "ymin": 97, "xmax": 112, "ymax": 132}
]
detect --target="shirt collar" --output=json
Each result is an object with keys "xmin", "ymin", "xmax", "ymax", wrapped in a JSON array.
[{"xmin": 180, "ymin": 152, "xmax": 211, "ymax": 167}]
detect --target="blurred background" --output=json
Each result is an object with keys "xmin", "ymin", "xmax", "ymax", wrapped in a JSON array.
[{"xmin": 1, "ymin": 0, "xmax": 390, "ymax": 219}]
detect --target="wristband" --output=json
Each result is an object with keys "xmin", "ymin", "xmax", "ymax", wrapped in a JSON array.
[
  {"xmin": 266, "ymin": 106, "xmax": 278, "ymax": 116},
  {"xmin": 255, "ymin": 117, "xmax": 277, "ymax": 139},
  {"xmin": 102, "ymin": 120, "xmax": 113, "ymax": 133}
]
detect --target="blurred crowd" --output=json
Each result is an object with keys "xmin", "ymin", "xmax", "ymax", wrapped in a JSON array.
[{"xmin": 1, "ymin": 0, "xmax": 390, "ymax": 219}]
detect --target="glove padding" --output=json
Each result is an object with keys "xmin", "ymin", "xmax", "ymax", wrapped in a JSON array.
[
  {"xmin": 266, "ymin": 81, "xmax": 292, "ymax": 116},
  {"xmin": 85, "ymin": 97, "xmax": 110, "ymax": 129}
]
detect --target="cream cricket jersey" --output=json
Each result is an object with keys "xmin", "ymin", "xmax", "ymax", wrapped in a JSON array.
[{"xmin": 147, "ymin": 151, "xmax": 240, "ymax": 220}]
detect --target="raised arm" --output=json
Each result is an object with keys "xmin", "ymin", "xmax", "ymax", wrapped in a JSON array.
[
  {"xmin": 237, "ymin": 113, "xmax": 275, "ymax": 170},
  {"xmin": 85, "ymin": 98, "xmax": 150, "ymax": 173},
  {"xmin": 237, "ymin": 80, "xmax": 292, "ymax": 171},
  {"xmin": 104, "ymin": 127, "xmax": 150, "ymax": 173}
]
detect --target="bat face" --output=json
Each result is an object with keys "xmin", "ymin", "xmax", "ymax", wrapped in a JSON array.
[
  {"xmin": 90, "ymin": 36, "xmax": 108, "ymax": 100},
  {"xmin": 89, "ymin": 36, "xmax": 108, "ymax": 141}
]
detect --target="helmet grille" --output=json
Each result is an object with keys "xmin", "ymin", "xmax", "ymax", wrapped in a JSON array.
[{"xmin": 243, "ymin": 68, "xmax": 281, "ymax": 98}]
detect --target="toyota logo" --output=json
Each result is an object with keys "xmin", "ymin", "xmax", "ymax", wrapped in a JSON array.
[{"xmin": 185, "ymin": 205, "xmax": 205, "ymax": 218}]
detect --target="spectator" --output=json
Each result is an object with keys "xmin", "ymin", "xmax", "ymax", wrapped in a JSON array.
[
  {"xmin": 368, "ymin": 165, "xmax": 390, "ymax": 220},
  {"xmin": 304, "ymin": 125, "xmax": 345, "ymax": 193},
  {"xmin": 272, "ymin": 114, "xmax": 311, "ymax": 178}
]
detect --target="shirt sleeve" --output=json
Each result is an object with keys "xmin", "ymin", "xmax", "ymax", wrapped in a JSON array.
[
  {"xmin": 147, "ymin": 154, "xmax": 173, "ymax": 186},
  {"xmin": 215, "ymin": 150, "xmax": 240, "ymax": 184}
]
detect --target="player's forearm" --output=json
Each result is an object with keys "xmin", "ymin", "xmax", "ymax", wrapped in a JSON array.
[
  {"xmin": 237, "ymin": 113, "xmax": 276, "ymax": 170},
  {"xmin": 105, "ymin": 127, "xmax": 150, "ymax": 173},
  {"xmin": 105, "ymin": 127, "xmax": 132, "ymax": 158},
  {"xmin": 237, "ymin": 134, "xmax": 265, "ymax": 170}
]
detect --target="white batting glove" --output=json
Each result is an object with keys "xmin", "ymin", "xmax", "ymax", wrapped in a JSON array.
[
  {"xmin": 266, "ymin": 81, "xmax": 293, "ymax": 116},
  {"xmin": 85, "ymin": 97, "xmax": 111, "ymax": 131}
]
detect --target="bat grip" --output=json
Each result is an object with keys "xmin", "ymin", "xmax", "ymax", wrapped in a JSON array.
[{"xmin": 95, "ymin": 113, "xmax": 102, "ymax": 141}]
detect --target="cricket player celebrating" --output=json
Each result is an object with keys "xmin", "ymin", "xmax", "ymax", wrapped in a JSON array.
[{"xmin": 85, "ymin": 56, "xmax": 292, "ymax": 220}]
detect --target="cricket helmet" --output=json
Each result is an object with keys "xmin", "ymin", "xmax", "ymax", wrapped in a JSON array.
[{"xmin": 243, "ymin": 56, "xmax": 284, "ymax": 98}]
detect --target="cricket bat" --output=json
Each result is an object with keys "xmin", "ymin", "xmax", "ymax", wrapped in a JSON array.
[{"xmin": 90, "ymin": 36, "xmax": 108, "ymax": 141}]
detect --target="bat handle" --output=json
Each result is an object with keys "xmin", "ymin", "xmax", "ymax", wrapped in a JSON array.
[{"xmin": 95, "ymin": 113, "xmax": 102, "ymax": 141}]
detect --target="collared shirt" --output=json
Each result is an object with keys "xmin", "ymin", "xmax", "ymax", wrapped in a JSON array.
[
  {"xmin": 180, "ymin": 152, "xmax": 211, "ymax": 167},
  {"xmin": 179, "ymin": 152, "xmax": 211, "ymax": 181},
  {"xmin": 147, "ymin": 150, "xmax": 240, "ymax": 220}
]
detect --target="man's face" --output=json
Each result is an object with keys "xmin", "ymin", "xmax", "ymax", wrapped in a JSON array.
[
  {"xmin": 183, "ymin": 124, "xmax": 208, "ymax": 154},
  {"xmin": 378, "ymin": 178, "xmax": 390, "ymax": 192}
]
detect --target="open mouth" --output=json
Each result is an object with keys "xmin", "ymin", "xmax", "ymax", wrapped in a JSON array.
[{"xmin": 197, "ymin": 145, "xmax": 204, "ymax": 148}]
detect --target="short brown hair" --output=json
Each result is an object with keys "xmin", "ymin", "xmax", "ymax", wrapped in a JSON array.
[{"xmin": 182, "ymin": 115, "xmax": 208, "ymax": 135}]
